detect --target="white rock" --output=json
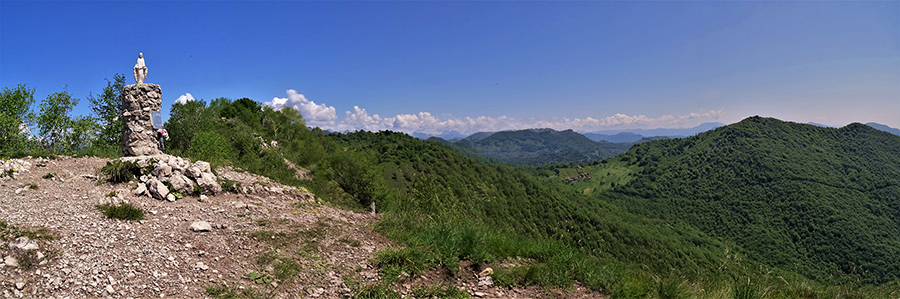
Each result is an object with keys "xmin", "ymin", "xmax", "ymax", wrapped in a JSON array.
[
  {"xmin": 199, "ymin": 195, "xmax": 209, "ymax": 202},
  {"xmin": 195, "ymin": 262, "xmax": 209, "ymax": 271},
  {"xmin": 132, "ymin": 183, "xmax": 147, "ymax": 196},
  {"xmin": 15, "ymin": 282, "xmax": 24, "ymax": 290},
  {"xmin": 106, "ymin": 285, "xmax": 115, "ymax": 293},
  {"xmin": 197, "ymin": 172, "xmax": 221, "ymax": 194},
  {"xmin": 190, "ymin": 221, "xmax": 212, "ymax": 232},
  {"xmin": 166, "ymin": 193, "xmax": 176, "ymax": 202},
  {"xmin": 9, "ymin": 236, "xmax": 39, "ymax": 251},
  {"xmin": 152, "ymin": 163, "xmax": 172, "ymax": 177},
  {"xmin": 4, "ymin": 256, "xmax": 18, "ymax": 267},
  {"xmin": 193, "ymin": 161, "xmax": 212, "ymax": 174},
  {"xmin": 147, "ymin": 178, "xmax": 169, "ymax": 200}
]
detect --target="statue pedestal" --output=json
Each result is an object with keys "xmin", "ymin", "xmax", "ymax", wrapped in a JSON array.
[{"xmin": 121, "ymin": 84, "xmax": 162, "ymax": 156}]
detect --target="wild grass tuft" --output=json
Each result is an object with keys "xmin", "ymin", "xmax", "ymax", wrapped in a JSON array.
[
  {"xmin": 99, "ymin": 160, "xmax": 142, "ymax": 184},
  {"xmin": 96, "ymin": 202, "xmax": 145, "ymax": 220}
]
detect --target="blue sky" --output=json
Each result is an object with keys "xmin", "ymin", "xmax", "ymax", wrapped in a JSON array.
[{"xmin": 2, "ymin": 1, "xmax": 898, "ymax": 135}]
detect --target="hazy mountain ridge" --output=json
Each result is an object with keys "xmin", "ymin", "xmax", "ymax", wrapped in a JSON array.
[{"xmin": 867, "ymin": 122, "xmax": 900, "ymax": 136}]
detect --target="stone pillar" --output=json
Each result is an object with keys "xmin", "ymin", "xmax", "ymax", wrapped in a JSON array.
[{"xmin": 121, "ymin": 84, "xmax": 163, "ymax": 156}]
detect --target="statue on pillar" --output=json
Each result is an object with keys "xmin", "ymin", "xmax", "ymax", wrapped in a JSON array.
[{"xmin": 133, "ymin": 53, "xmax": 148, "ymax": 85}]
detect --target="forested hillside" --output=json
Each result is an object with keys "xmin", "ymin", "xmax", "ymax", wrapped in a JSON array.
[
  {"xmin": 440, "ymin": 128, "xmax": 634, "ymax": 165},
  {"xmin": 603, "ymin": 116, "xmax": 900, "ymax": 283}
]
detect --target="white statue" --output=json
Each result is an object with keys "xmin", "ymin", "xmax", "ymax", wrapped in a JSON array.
[{"xmin": 133, "ymin": 53, "xmax": 148, "ymax": 85}]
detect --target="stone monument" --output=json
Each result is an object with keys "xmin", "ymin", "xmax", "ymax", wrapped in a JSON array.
[{"xmin": 121, "ymin": 53, "xmax": 163, "ymax": 156}]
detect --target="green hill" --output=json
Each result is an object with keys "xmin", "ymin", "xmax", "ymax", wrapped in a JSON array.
[
  {"xmin": 602, "ymin": 116, "xmax": 900, "ymax": 283},
  {"xmin": 453, "ymin": 128, "xmax": 633, "ymax": 165}
]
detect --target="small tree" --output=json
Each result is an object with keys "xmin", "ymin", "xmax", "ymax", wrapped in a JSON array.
[
  {"xmin": 87, "ymin": 73, "xmax": 126, "ymax": 147},
  {"xmin": 36, "ymin": 87, "xmax": 96, "ymax": 154},
  {"xmin": 0, "ymin": 84, "xmax": 36, "ymax": 156}
]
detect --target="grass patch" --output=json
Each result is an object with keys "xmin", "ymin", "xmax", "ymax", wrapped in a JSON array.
[
  {"xmin": 99, "ymin": 160, "xmax": 142, "ymax": 184},
  {"xmin": 205, "ymin": 285, "xmax": 265, "ymax": 299},
  {"xmin": 221, "ymin": 179, "xmax": 242, "ymax": 193},
  {"xmin": 339, "ymin": 237, "xmax": 361, "ymax": 247},
  {"xmin": 105, "ymin": 190, "xmax": 119, "ymax": 197},
  {"xmin": 26, "ymin": 182, "xmax": 38, "ymax": 189},
  {"xmin": 0, "ymin": 221, "xmax": 55, "ymax": 241},
  {"xmin": 42, "ymin": 172, "xmax": 55, "ymax": 179},
  {"xmin": 411, "ymin": 282, "xmax": 470, "ymax": 298},
  {"xmin": 95, "ymin": 202, "xmax": 145, "ymax": 221}
]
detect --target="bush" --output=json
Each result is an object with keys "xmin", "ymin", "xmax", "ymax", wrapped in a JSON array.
[
  {"xmin": 186, "ymin": 131, "xmax": 233, "ymax": 167},
  {"xmin": 96, "ymin": 203, "xmax": 144, "ymax": 221},
  {"xmin": 99, "ymin": 160, "xmax": 142, "ymax": 184}
]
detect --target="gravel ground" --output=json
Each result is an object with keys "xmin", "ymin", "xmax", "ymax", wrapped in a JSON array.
[
  {"xmin": 0, "ymin": 156, "xmax": 605, "ymax": 299},
  {"xmin": 0, "ymin": 156, "xmax": 388, "ymax": 298}
]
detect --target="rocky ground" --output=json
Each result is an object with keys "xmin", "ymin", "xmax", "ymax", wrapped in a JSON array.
[{"xmin": 0, "ymin": 156, "xmax": 604, "ymax": 299}]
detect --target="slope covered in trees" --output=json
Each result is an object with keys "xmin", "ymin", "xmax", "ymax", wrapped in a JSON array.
[
  {"xmin": 441, "ymin": 128, "xmax": 634, "ymax": 165},
  {"xmin": 604, "ymin": 116, "xmax": 900, "ymax": 283}
]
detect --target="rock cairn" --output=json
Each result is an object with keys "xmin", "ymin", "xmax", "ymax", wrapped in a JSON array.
[
  {"xmin": 121, "ymin": 155, "xmax": 222, "ymax": 201},
  {"xmin": 121, "ymin": 84, "xmax": 162, "ymax": 156}
]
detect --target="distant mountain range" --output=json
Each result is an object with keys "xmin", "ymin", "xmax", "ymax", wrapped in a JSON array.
[
  {"xmin": 414, "ymin": 122, "xmax": 725, "ymax": 142},
  {"xmin": 866, "ymin": 122, "xmax": 900, "ymax": 136}
]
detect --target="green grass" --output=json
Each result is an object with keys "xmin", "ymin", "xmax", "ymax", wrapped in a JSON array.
[
  {"xmin": 95, "ymin": 202, "xmax": 145, "ymax": 220},
  {"xmin": 98, "ymin": 159, "xmax": 142, "ymax": 184},
  {"xmin": 42, "ymin": 172, "xmax": 55, "ymax": 179}
]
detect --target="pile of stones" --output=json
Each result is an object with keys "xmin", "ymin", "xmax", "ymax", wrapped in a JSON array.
[
  {"xmin": 0, "ymin": 158, "xmax": 31, "ymax": 179},
  {"xmin": 121, "ymin": 155, "xmax": 221, "ymax": 201}
]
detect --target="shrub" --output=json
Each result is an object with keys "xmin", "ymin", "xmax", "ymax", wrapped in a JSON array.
[
  {"xmin": 99, "ymin": 160, "xmax": 142, "ymax": 184},
  {"xmin": 186, "ymin": 131, "xmax": 233, "ymax": 167},
  {"xmin": 96, "ymin": 202, "xmax": 144, "ymax": 220}
]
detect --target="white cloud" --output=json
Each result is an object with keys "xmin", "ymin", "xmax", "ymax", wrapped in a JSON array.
[
  {"xmin": 333, "ymin": 108, "xmax": 724, "ymax": 135},
  {"xmin": 263, "ymin": 89, "xmax": 723, "ymax": 135},
  {"xmin": 265, "ymin": 90, "xmax": 338, "ymax": 127},
  {"xmin": 174, "ymin": 93, "xmax": 195, "ymax": 105}
]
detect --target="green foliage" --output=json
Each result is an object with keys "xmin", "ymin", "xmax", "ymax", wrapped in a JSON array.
[
  {"xmin": 327, "ymin": 149, "xmax": 383, "ymax": 207},
  {"xmin": 87, "ymin": 74, "xmax": 126, "ymax": 149},
  {"xmin": 0, "ymin": 84, "xmax": 37, "ymax": 156},
  {"xmin": 186, "ymin": 131, "xmax": 234, "ymax": 167},
  {"xmin": 42, "ymin": 172, "xmax": 56, "ymax": 179},
  {"xmin": 95, "ymin": 202, "xmax": 145, "ymax": 221},
  {"xmin": 36, "ymin": 87, "xmax": 81, "ymax": 153},
  {"xmin": 411, "ymin": 282, "xmax": 470, "ymax": 298},
  {"xmin": 0, "ymin": 221, "xmax": 55, "ymax": 241},
  {"xmin": 605, "ymin": 117, "xmax": 900, "ymax": 283},
  {"xmin": 99, "ymin": 160, "xmax": 142, "ymax": 184},
  {"xmin": 447, "ymin": 128, "xmax": 632, "ymax": 165},
  {"xmin": 165, "ymin": 98, "xmax": 213, "ymax": 156}
]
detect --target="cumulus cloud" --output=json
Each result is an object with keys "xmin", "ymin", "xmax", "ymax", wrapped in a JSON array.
[
  {"xmin": 333, "ymin": 108, "xmax": 723, "ymax": 135},
  {"xmin": 174, "ymin": 93, "xmax": 195, "ymax": 105},
  {"xmin": 265, "ymin": 90, "xmax": 338, "ymax": 127},
  {"xmin": 263, "ymin": 89, "xmax": 722, "ymax": 135}
]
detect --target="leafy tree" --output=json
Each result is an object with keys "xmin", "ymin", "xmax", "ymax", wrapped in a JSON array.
[
  {"xmin": 36, "ymin": 87, "xmax": 93, "ymax": 154},
  {"xmin": 164, "ymin": 98, "xmax": 211, "ymax": 155},
  {"xmin": 0, "ymin": 84, "xmax": 36, "ymax": 156},
  {"xmin": 87, "ymin": 73, "xmax": 126, "ymax": 147},
  {"xmin": 327, "ymin": 149, "xmax": 383, "ymax": 208}
]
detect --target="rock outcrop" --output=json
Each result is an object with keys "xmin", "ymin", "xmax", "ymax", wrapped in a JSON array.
[{"xmin": 121, "ymin": 84, "xmax": 162, "ymax": 156}]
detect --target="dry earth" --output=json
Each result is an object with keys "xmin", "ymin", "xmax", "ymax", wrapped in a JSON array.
[{"xmin": 0, "ymin": 156, "xmax": 604, "ymax": 299}]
